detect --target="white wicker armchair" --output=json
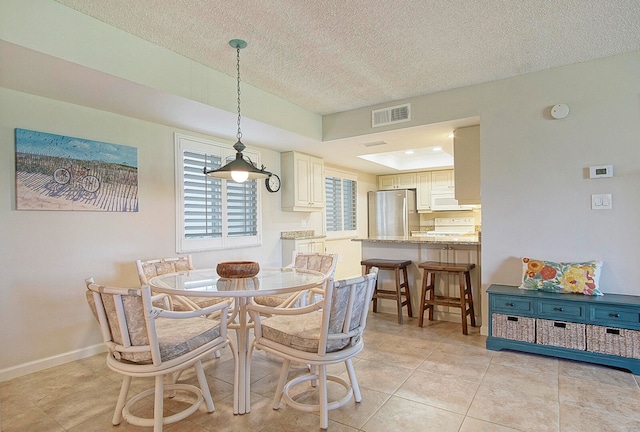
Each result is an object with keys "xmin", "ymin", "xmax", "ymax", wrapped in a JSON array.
[
  {"xmin": 248, "ymin": 267, "xmax": 378, "ymax": 429},
  {"xmin": 253, "ymin": 251, "xmax": 338, "ymax": 308},
  {"xmin": 85, "ymin": 278, "xmax": 229, "ymax": 432}
]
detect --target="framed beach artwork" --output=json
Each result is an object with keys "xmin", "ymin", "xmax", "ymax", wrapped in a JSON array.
[{"xmin": 15, "ymin": 128, "xmax": 138, "ymax": 212}]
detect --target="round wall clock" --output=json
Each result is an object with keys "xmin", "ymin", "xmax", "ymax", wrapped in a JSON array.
[{"xmin": 265, "ymin": 174, "xmax": 281, "ymax": 193}]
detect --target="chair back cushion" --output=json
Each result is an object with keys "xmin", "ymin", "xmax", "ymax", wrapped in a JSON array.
[
  {"xmin": 85, "ymin": 284, "xmax": 153, "ymax": 362},
  {"xmin": 137, "ymin": 256, "xmax": 193, "ymax": 285},
  {"xmin": 325, "ymin": 275, "xmax": 373, "ymax": 352},
  {"xmin": 293, "ymin": 253, "xmax": 337, "ymax": 278}
]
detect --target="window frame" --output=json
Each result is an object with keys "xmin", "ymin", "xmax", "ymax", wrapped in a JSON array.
[
  {"xmin": 174, "ymin": 133, "xmax": 263, "ymax": 252},
  {"xmin": 324, "ymin": 167, "xmax": 358, "ymax": 238}
]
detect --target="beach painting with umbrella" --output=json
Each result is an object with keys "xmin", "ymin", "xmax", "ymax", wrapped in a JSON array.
[{"xmin": 15, "ymin": 128, "xmax": 138, "ymax": 212}]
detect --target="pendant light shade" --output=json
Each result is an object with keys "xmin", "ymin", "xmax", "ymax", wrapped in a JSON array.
[{"xmin": 204, "ymin": 39, "xmax": 272, "ymax": 182}]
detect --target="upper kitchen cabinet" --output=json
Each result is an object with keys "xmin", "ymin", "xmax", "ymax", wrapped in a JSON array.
[
  {"xmin": 416, "ymin": 172, "xmax": 432, "ymax": 211},
  {"xmin": 453, "ymin": 125, "xmax": 481, "ymax": 204},
  {"xmin": 377, "ymin": 173, "xmax": 417, "ymax": 190},
  {"xmin": 281, "ymin": 151, "xmax": 325, "ymax": 212},
  {"xmin": 430, "ymin": 169, "xmax": 455, "ymax": 192}
]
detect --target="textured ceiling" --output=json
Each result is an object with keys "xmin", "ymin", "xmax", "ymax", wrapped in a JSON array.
[{"xmin": 54, "ymin": 0, "xmax": 640, "ymax": 116}]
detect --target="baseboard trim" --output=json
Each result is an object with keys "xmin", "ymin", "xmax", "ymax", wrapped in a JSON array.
[{"xmin": 0, "ymin": 344, "xmax": 107, "ymax": 382}]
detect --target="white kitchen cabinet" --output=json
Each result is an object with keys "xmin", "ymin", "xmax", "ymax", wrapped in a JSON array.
[
  {"xmin": 453, "ymin": 125, "xmax": 481, "ymax": 205},
  {"xmin": 377, "ymin": 173, "xmax": 416, "ymax": 190},
  {"xmin": 421, "ymin": 243, "xmax": 481, "ymax": 320},
  {"xmin": 416, "ymin": 171, "xmax": 432, "ymax": 211},
  {"xmin": 281, "ymin": 151, "xmax": 325, "ymax": 212},
  {"xmin": 430, "ymin": 169, "xmax": 455, "ymax": 192},
  {"xmin": 282, "ymin": 238, "xmax": 326, "ymax": 263}
]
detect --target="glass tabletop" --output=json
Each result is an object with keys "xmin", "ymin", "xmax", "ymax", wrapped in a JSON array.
[{"xmin": 149, "ymin": 267, "xmax": 326, "ymax": 297}]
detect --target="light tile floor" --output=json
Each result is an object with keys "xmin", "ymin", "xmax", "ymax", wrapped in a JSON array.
[{"xmin": 2, "ymin": 313, "xmax": 640, "ymax": 431}]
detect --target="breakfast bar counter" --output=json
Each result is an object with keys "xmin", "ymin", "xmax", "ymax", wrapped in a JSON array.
[{"xmin": 353, "ymin": 236, "xmax": 482, "ymax": 325}]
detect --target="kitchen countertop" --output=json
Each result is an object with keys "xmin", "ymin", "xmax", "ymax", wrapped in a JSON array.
[
  {"xmin": 281, "ymin": 230, "xmax": 327, "ymax": 240},
  {"xmin": 352, "ymin": 236, "xmax": 481, "ymax": 246}
]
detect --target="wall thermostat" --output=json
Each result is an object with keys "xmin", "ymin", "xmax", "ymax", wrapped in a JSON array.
[
  {"xmin": 589, "ymin": 165, "xmax": 613, "ymax": 178},
  {"xmin": 550, "ymin": 104, "xmax": 570, "ymax": 119}
]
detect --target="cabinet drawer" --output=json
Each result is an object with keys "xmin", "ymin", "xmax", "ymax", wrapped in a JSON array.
[
  {"xmin": 538, "ymin": 300, "xmax": 585, "ymax": 322},
  {"xmin": 586, "ymin": 325, "xmax": 640, "ymax": 359},
  {"xmin": 491, "ymin": 295, "xmax": 535, "ymax": 316},
  {"xmin": 589, "ymin": 305, "xmax": 640, "ymax": 329}
]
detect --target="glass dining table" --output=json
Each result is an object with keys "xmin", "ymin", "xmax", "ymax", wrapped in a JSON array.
[{"xmin": 148, "ymin": 267, "xmax": 326, "ymax": 415}]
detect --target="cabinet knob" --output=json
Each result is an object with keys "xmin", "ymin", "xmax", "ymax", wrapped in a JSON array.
[
  {"xmin": 505, "ymin": 302, "xmax": 514, "ymax": 307},
  {"xmin": 553, "ymin": 307, "xmax": 564, "ymax": 312},
  {"xmin": 609, "ymin": 313, "xmax": 621, "ymax": 318}
]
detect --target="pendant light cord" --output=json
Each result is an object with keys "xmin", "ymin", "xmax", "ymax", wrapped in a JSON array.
[{"xmin": 236, "ymin": 44, "xmax": 242, "ymax": 143}]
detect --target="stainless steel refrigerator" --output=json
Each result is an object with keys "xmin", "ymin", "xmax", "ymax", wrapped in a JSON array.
[{"xmin": 368, "ymin": 189, "xmax": 419, "ymax": 238}]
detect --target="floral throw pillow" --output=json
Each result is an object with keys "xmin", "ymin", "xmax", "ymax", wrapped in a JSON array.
[{"xmin": 519, "ymin": 257, "xmax": 603, "ymax": 295}]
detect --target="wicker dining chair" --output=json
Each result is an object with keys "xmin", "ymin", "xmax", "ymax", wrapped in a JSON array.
[
  {"xmin": 84, "ymin": 278, "xmax": 229, "ymax": 432},
  {"xmin": 253, "ymin": 251, "xmax": 338, "ymax": 308},
  {"xmin": 248, "ymin": 268, "xmax": 378, "ymax": 429}
]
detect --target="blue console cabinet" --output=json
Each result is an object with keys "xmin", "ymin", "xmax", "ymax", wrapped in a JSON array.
[{"xmin": 486, "ymin": 284, "xmax": 640, "ymax": 374}]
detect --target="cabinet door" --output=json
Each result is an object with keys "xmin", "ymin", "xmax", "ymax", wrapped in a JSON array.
[
  {"xmin": 378, "ymin": 175, "xmax": 397, "ymax": 190},
  {"xmin": 396, "ymin": 173, "xmax": 416, "ymax": 189},
  {"xmin": 293, "ymin": 153, "xmax": 312, "ymax": 207},
  {"xmin": 311, "ymin": 240, "xmax": 326, "ymax": 253},
  {"xmin": 309, "ymin": 156, "xmax": 325, "ymax": 207},
  {"xmin": 416, "ymin": 172, "xmax": 432, "ymax": 211},
  {"xmin": 431, "ymin": 169, "xmax": 454, "ymax": 192}
]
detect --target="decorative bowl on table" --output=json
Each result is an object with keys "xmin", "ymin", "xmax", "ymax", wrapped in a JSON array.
[{"xmin": 216, "ymin": 261, "xmax": 260, "ymax": 278}]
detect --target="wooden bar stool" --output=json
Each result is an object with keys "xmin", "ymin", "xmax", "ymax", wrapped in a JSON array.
[
  {"xmin": 418, "ymin": 261, "xmax": 476, "ymax": 334},
  {"xmin": 361, "ymin": 259, "xmax": 412, "ymax": 324}
]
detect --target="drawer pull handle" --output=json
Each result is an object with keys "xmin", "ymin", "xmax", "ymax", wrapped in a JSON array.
[
  {"xmin": 507, "ymin": 316, "xmax": 519, "ymax": 322},
  {"xmin": 553, "ymin": 307, "xmax": 564, "ymax": 312},
  {"xmin": 609, "ymin": 313, "xmax": 620, "ymax": 318},
  {"xmin": 606, "ymin": 328, "xmax": 621, "ymax": 335},
  {"xmin": 553, "ymin": 322, "xmax": 566, "ymax": 328},
  {"xmin": 505, "ymin": 302, "xmax": 515, "ymax": 307}
]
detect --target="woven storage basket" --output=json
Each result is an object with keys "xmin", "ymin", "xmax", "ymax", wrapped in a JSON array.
[
  {"xmin": 586, "ymin": 325, "xmax": 640, "ymax": 359},
  {"xmin": 492, "ymin": 313, "xmax": 535, "ymax": 343},
  {"xmin": 536, "ymin": 319, "xmax": 586, "ymax": 350}
]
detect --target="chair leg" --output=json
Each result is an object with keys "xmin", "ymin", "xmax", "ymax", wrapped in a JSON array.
[
  {"xmin": 394, "ymin": 268, "xmax": 403, "ymax": 324},
  {"xmin": 154, "ymin": 374, "xmax": 164, "ymax": 432},
  {"xmin": 402, "ymin": 266, "xmax": 413, "ymax": 317},
  {"xmin": 418, "ymin": 270, "xmax": 428, "ymax": 327},
  {"xmin": 458, "ymin": 272, "xmax": 468, "ymax": 335},
  {"xmin": 466, "ymin": 270, "xmax": 476, "ymax": 327},
  {"xmin": 427, "ymin": 272, "xmax": 435, "ymax": 321},
  {"xmin": 318, "ymin": 365, "xmax": 329, "ymax": 430},
  {"xmin": 195, "ymin": 360, "xmax": 215, "ymax": 413},
  {"xmin": 273, "ymin": 359, "xmax": 291, "ymax": 410},
  {"xmin": 345, "ymin": 359, "xmax": 362, "ymax": 403},
  {"xmin": 112, "ymin": 375, "xmax": 131, "ymax": 425}
]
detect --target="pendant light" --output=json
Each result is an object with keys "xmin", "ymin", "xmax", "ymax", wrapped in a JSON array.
[{"xmin": 204, "ymin": 39, "xmax": 272, "ymax": 183}]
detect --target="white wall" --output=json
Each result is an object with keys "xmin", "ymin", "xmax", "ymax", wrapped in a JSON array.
[
  {"xmin": 326, "ymin": 51, "xmax": 640, "ymax": 332},
  {"xmin": 0, "ymin": 87, "xmax": 327, "ymax": 379}
]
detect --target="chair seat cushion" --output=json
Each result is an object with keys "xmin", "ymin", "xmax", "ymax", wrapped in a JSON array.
[
  {"xmin": 120, "ymin": 316, "xmax": 222, "ymax": 364},
  {"xmin": 261, "ymin": 312, "xmax": 349, "ymax": 353},
  {"xmin": 156, "ymin": 316, "xmax": 222, "ymax": 362}
]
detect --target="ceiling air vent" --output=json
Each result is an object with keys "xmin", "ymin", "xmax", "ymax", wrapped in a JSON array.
[{"xmin": 372, "ymin": 103, "xmax": 411, "ymax": 128}]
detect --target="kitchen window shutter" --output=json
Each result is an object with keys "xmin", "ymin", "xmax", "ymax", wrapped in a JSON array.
[
  {"xmin": 325, "ymin": 176, "xmax": 342, "ymax": 232},
  {"xmin": 175, "ymin": 133, "xmax": 262, "ymax": 252},
  {"xmin": 325, "ymin": 170, "xmax": 357, "ymax": 235}
]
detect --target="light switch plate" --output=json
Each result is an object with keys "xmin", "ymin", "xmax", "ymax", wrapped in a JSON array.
[{"xmin": 591, "ymin": 194, "xmax": 612, "ymax": 210}]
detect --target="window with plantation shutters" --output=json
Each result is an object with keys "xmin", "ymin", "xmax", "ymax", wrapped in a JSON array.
[
  {"xmin": 175, "ymin": 134, "xmax": 262, "ymax": 252},
  {"xmin": 324, "ymin": 168, "xmax": 357, "ymax": 236}
]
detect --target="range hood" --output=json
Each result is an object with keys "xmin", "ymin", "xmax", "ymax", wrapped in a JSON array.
[{"xmin": 431, "ymin": 193, "xmax": 475, "ymax": 211}]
